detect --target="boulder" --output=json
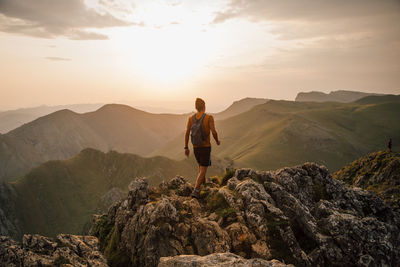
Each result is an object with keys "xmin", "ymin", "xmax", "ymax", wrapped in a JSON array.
[
  {"xmin": 158, "ymin": 252, "xmax": 292, "ymax": 267},
  {"xmin": 0, "ymin": 234, "xmax": 107, "ymax": 267}
]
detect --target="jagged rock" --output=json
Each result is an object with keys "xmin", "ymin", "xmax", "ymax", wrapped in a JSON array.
[
  {"xmin": 158, "ymin": 252, "xmax": 292, "ymax": 267},
  {"xmin": 191, "ymin": 218, "xmax": 230, "ymax": 255},
  {"xmin": 166, "ymin": 175, "xmax": 193, "ymax": 197},
  {"xmin": 225, "ymin": 222, "xmax": 257, "ymax": 258},
  {"xmin": 127, "ymin": 177, "xmax": 149, "ymax": 209},
  {"xmin": 93, "ymin": 163, "xmax": 400, "ymax": 267},
  {"xmin": 0, "ymin": 234, "xmax": 107, "ymax": 267}
]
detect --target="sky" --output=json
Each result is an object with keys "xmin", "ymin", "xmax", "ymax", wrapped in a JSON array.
[{"xmin": 0, "ymin": 0, "xmax": 399, "ymax": 112}]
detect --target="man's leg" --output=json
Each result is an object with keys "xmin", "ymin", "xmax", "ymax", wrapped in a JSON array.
[
  {"xmin": 194, "ymin": 165, "xmax": 201, "ymax": 189},
  {"xmin": 194, "ymin": 165, "xmax": 208, "ymax": 190},
  {"xmin": 200, "ymin": 166, "xmax": 208, "ymax": 186}
]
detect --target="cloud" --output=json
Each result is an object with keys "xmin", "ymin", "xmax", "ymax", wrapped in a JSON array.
[
  {"xmin": 213, "ymin": 0, "xmax": 400, "ymax": 24},
  {"xmin": 208, "ymin": 0, "xmax": 400, "ymax": 95},
  {"xmin": 0, "ymin": 0, "xmax": 140, "ymax": 40},
  {"xmin": 97, "ymin": 0, "xmax": 136, "ymax": 16},
  {"xmin": 212, "ymin": 0, "xmax": 400, "ymax": 51},
  {"xmin": 268, "ymin": 14, "xmax": 400, "ymax": 41},
  {"xmin": 45, "ymin": 57, "xmax": 71, "ymax": 61},
  {"xmin": 67, "ymin": 29, "xmax": 109, "ymax": 40},
  {"xmin": 166, "ymin": 1, "xmax": 182, "ymax": 7}
]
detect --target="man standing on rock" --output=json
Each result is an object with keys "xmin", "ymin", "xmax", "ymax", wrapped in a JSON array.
[
  {"xmin": 388, "ymin": 138, "xmax": 392, "ymax": 153},
  {"xmin": 184, "ymin": 98, "xmax": 221, "ymax": 198}
]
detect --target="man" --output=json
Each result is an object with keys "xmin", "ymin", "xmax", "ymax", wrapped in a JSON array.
[
  {"xmin": 388, "ymin": 138, "xmax": 392, "ymax": 153},
  {"xmin": 184, "ymin": 98, "xmax": 220, "ymax": 198}
]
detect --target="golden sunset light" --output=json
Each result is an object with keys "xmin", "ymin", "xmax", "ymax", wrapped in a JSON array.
[
  {"xmin": 1, "ymin": 0, "xmax": 397, "ymax": 111},
  {"xmin": 1, "ymin": 1, "xmax": 400, "ymax": 266}
]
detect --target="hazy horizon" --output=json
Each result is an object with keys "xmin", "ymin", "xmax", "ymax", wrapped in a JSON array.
[
  {"xmin": 0, "ymin": 97, "xmax": 261, "ymax": 114},
  {"xmin": 1, "ymin": 0, "xmax": 399, "ymax": 111},
  {"xmin": 0, "ymin": 89, "xmax": 398, "ymax": 114}
]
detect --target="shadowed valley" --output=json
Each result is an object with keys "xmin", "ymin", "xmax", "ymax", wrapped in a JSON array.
[{"xmin": 0, "ymin": 148, "xmax": 225, "ymax": 239}]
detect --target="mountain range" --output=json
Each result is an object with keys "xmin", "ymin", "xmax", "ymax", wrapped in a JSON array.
[
  {"xmin": 295, "ymin": 90, "xmax": 384, "ymax": 103},
  {"xmin": 0, "ymin": 98, "xmax": 266, "ymax": 182},
  {"xmin": 0, "ymin": 104, "xmax": 188, "ymax": 181},
  {"xmin": 0, "ymin": 98, "xmax": 269, "ymax": 135},
  {"xmin": 0, "ymin": 103, "xmax": 103, "ymax": 134},
  {"xmin": 1, "ymin": 95, "xmax": 399, "ymax": 183},
  {"xmin": 155, "ymin": 95, "xmax": 400, "ymax": 172}
]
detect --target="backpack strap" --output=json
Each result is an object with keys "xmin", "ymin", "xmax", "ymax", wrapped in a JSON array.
[
  {"xmin": 199, "ymin": 113, "xmax": 206, "ymax": 124},
  {"xmin": 199, "ymin": 113, "xmax": 206, "ymax": 140},
  {"xmin": 193, "ymin": 113, "xmax": 206, "ymax": 124}
]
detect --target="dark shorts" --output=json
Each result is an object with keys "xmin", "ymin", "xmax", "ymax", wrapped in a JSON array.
[{"xmin": 194, "ymin": 146, "xmax": 211, "ymax": 167}]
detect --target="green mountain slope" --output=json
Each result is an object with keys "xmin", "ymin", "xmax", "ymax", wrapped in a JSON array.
[
  {"xmin": 154, "ymin": 95, "xmax": 400, "ymax": 172},
  {"xmin": 0, "ymin": 104, "xmax": 189, "ymax": 182},
  {"xmin": 354, "ymin": 94, "xmax": 400, "ymax": 105},
  {"xmin": 334, "ymin": 151, "xmax": 400, "ymax": 210},
  {"xmin": 5, "ymin": 148, "xmax": 224, "ymax": 238},
  {"xmin": 214, "ymin": 97, "xmax": 269, "ymax": 120}
]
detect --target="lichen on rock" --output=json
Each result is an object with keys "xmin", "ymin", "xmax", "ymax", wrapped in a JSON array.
[
  {"xmin": 334, "ymin": 151, "xmax": 400, "ymax": 210},
  {"xmin": 92, "ymin": 163, "xmax": 400, "ymax": 267},
  {"xmin": 0, "ymin": 234, "xmax": 107, "ymax": 267},
  {"xmin": 158, "ymin": 252, "xmax": 292, "ymax": 267}
]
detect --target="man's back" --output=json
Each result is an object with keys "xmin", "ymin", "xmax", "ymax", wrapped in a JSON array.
[{"xmin": 187, "ymin": 113, "xmax": 215, "ymax": 148}]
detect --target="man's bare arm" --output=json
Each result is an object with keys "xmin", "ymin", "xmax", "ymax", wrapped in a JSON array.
[
  {"xmin": 184, "ymin": 129, "xmax": 190, "ymax": 148},
  {"xmin": 184, "ymin": 118, "xmax": 191, "ymax": 157},
  {"xmin": 209, "ymin": 116, "xmax": 220, "ymax": 145}
]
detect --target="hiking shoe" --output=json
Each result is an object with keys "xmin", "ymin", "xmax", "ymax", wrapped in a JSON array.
[{"xmin": 191, "ymin": 189, "xmax": 200, "ymax": 199}]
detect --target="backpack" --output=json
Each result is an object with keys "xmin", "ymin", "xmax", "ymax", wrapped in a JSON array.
[{"xmin": 190, "ymin": 113, "xmax": 206, "ymax": 146}]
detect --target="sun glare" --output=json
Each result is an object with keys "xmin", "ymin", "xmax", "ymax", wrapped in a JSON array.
[
  {"xmin": 106, "ymin": 0, "xmax": 276, "ymax": 88},
  {"xmin": 133, "ymin": 28, "xmax": 209, "ymax": 83},
  {"xmin": 107, "ymin": 1, "xmax": 219, "ymax": 84}
]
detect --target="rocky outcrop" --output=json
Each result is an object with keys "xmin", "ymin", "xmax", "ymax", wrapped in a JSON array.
[
  {"xmin": 0, "ymin": 234, "xmax": 107, "ymax": 267},
  {"xmin": 92, "ymin": 164, "xmax": 400, "ymax": 267},
  {"xmin": 158, "ymin": 252, "xmax": 291, "ymax": 267},
  {"xmin": 334, "ymin": 151, "xmax": 400, "ymax": 210}
]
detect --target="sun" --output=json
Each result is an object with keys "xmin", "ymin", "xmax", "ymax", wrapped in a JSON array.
[
  {"xmin": 107, "ymin": 1, "xmax": 220, "ymax": 84},
  {"xmin": 133, "ymin": 27, "xmax": 207, "ymax": 83}
]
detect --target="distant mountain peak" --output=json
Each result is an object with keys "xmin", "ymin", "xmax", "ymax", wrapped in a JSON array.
[
  {"xmin": 23, "ymin": 108, "xmax": 79, "ymax": 124},
  {"xmin": 234, "ymin": 97, "xmax": 266, "ymax": 102},
  {"xmin": 295, "ymin": 90, "xmax": 385, "ymax": 103},
  {"xmin": 215, "ymin": 97, "xmax": 269, "ymax": 120},
  {"xmin": 50, "ymin": 108, "xmax": 78, "ymax": 116},
  {"xmin": 95, "ymin": 103, "xmax": 144, "ymax": 113},
  {"xmin": 0, "ymin": 103, "xmax": 103, "ymax": 134}
]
